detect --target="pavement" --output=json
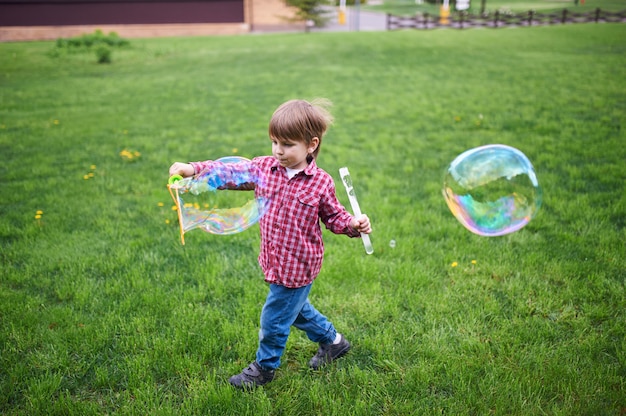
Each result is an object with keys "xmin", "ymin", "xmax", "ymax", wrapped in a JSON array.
[
  {"xmin": 315, "ymin": 7, "xmax": 388, "ymax": 32},
  {"xmin": 249, "ymin": 7, "xmax": 388, "ymax": 34}
]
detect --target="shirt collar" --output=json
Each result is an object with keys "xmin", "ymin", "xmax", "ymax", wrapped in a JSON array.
[{"xmin": 270, "ymin": 158, "xmax": 318, "ymax": 177}]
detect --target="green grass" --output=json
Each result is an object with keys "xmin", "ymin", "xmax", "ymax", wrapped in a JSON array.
[
  {"xmin": 1, "ymin": 23, "xmax": 625, "ymax": 415},
  {"xmin": 364, "ymin": 0, "xmax": 626, "ymax": 15}
]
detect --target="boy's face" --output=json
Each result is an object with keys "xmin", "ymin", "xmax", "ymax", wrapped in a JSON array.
[{"xmin": 271, "ymin": 137, "xmax": 318, "ymax": 171}]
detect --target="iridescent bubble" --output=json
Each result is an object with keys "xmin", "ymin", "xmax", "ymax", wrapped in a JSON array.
[
  {"xmin": 170, "ymin": 156, "xmax": 270, "ymax": 237},
  {"xmin": 442, "ymin": 144, "xmax": 542, "ymax": 236}
]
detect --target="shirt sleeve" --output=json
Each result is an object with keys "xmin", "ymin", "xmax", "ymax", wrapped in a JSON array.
[
  {"xmin": 190, "ymin": 160, "xmax": 213, "ymax": 175},
  {"xmin": 319, "ymin": 178, "xmax": 360, "ymax": 238}
]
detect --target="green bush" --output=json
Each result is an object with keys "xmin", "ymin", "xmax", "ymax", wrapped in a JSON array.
[
  {"xmin": 51, "ymin": 30, "xmax": 129, "ymax": 63},
  {"xmin": 95, "ymin": 45, "xmax": 112, "ymax": 64}
]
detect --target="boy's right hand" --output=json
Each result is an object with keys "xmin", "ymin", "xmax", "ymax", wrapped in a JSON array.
[{"xmin": 169, "ymin": 162, "xmax": 194, "ymax": 178}]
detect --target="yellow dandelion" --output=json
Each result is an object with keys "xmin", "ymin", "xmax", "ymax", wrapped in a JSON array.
[
  {"xmin": 451, "ymin": 262, "xmax": 458, "ymax": 267},
  {"xmin": 157, "ymin": 202, "xmax": 164, "ymax": 207},
  {"xmin": 88, "ymin": 172, "xmax": 94, "ymax": 178},
  {"xmin": 232, "ymin": 148, "xmax": 239, "ymax": 154},
  {"xmin": 471, "ymin": 260, "xmax": 477, "ymax": 265},
  {"xmin": 83, "ymin": 174, "xmax": 90, "ymax": 180},
  {"xmin": 53, "ymin": 120, "xmax": 59, "ymax": 125},
  {"xmin": 165, "ymin": 219, "xmax": 170, "ymax": 224},
  {"xmin": 171, "ymin": 205, "xmax": 178, "ymax": 211},
  {"xmin": 35, "ymin": 214, "xmax": 42, "ymax": 220},
  {"xmin": 133, "ymin": 151, "xmax": 141, "ymax": 157},
  {"xmin": 90, "ymin": 165, "xmax": 96, "ymax": 170},
  {"xmin": 454, "ymin": 116, "xmax": 461, "ymax": 122},
  {"xmin": 36, "ymin": 210, "xmax": 43, "ymax": 215}
]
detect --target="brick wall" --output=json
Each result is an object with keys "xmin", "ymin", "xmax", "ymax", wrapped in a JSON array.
[{"xmin": 0, "ymin": 0, "xmax": 303, "ymax": 41}]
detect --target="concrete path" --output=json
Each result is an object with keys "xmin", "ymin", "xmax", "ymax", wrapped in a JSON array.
[{"xmin": 312, "ymin": 7, "xmax": 388, "ymax": 33}]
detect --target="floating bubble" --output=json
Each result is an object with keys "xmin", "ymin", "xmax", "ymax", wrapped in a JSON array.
[
  {"xmin": 168, "ymin": 156, "xmax": 270, "ymax": 242},
  {"xmin": 442, "ymin": 144, "xmax": 542, "ymax": 236}
]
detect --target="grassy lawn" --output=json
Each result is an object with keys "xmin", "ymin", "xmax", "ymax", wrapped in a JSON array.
[
  {"xmin": 1, "ymin": 23, "xmax": 625, "ymax": 415},
  {"xmin": 364, "ymin": 0, "xmax": 626, "ymax": 15}
]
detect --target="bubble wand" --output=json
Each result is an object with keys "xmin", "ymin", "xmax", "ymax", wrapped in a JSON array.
[
  {"xmin": 167, "ymin": 175, "xmax": 186, "ymax": 245},
  {"xmin": 339, "ymin": 167, "xmax": 374, "ymax": 255}
]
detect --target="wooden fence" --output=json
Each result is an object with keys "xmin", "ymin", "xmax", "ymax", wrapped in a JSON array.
[{"xmin": 387, "ymin": 8, "xmax": 626, "ymax": 30}]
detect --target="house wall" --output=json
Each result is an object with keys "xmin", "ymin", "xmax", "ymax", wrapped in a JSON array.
[
  {"xmin": 249, "ymin": 0, "xmax": 302, "ymax": 31},
  {"xmin": 0, "ymin": 0, "xmax": 302, "ymax": 41},
  {"xmin": 0, "ymin": 0, "xmax": 244, "ymax": 26}
]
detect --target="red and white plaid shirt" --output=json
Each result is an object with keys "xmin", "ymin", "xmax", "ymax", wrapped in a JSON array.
[{"xmin": 191, "ymin": 156, "xmax": 359, "ymax": 288}]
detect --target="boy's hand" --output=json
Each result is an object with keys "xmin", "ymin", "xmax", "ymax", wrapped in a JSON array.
[
  {"xmin": 169, "ymin": 162, "xmax": 194, "ymax": 178},
  {"xmin": 351, "ymin": 214, "xmax": 372, "ymax": 234}
]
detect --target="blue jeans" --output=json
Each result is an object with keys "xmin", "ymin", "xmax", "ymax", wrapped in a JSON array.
[{"xmin": 256, "ymin": 283, "xmax": 337, "ymax": 370}]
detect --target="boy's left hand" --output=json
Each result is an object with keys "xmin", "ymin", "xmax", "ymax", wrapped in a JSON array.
[{"xmin": 351, "ymin": 214, "xmax": 372, "ymax": 234}]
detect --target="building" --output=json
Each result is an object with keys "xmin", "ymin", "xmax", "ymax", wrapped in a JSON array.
[{"xmin": 0, "ymin": 0, "xmax": 302, "ymax": 41}]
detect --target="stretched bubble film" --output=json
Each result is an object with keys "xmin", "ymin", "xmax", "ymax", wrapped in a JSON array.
[
  {"xmin": 443, "ymin": 144, "xmax": 542, "ymax": 236},
  {"xmin": 170, "ymin": 156, "xmax": 270, "ymax": 238}
]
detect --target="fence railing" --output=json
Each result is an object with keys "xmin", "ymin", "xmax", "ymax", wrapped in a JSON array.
[{"xmin": 387, "ymin": 8, "xmax": 626, "ymax": 30}]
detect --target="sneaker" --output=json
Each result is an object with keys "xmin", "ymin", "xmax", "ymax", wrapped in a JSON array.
[
  {"xmin": 308, "ymin": 334, "xmax": 351, "ymax": 370},
  {"xmin": 228, "ymin": 361, "xmax": 275, "ymax": 390}
]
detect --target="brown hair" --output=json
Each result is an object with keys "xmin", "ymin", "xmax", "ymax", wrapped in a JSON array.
[{"xmin": 268, "ymin": 98, "xmax": 333, "ymax": 160}]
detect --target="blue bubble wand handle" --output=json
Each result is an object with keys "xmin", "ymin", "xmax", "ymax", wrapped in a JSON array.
[{"xmin": 339, "ymin": 167, "xmax": 374, "ymax": 255}]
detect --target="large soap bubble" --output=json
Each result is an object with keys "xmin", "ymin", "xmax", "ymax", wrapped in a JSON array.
[
  {"xmin": 442, "ymin": 144, "xmax": 542, "ymax": 236},
  {"xmin": 169, "ymin": 156, "xmax": 270, "ymax": 242}
]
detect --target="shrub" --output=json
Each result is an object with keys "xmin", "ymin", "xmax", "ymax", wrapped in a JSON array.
[
  {"xmin": 95, "ymin": 45, "xmax": 112, "ymax": 64},
  {"xmin": 51, "ymin": 30, "xmax": 129, "ymax": 63}
]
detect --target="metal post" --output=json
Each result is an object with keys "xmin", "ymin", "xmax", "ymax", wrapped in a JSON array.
[{"xmin": 353, "ymin": 0, "xmax": 361, "ymax": 31}]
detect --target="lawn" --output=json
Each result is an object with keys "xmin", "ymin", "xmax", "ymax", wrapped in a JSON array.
[
  {"xmin": 1, "ymin": 22, "xmax": 625, "ymax": 415},
  {"xmin": 364, "ymin": 0, "xmax": 626, "ymax": 15}
]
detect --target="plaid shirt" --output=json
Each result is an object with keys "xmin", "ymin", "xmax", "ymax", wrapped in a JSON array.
[{"xmin": 191, "ymin": 156, "xmax": 359, "ymax": 288}]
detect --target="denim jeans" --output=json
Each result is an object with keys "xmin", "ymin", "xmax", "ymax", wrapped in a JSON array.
[{"xmin": 256, "ymin": 283, "xmax": 337, "ymax": 370}]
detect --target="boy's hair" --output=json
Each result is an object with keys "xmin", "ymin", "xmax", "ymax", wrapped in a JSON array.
[{"xmin": 269, "ymin": 98, "xmax": 333, "ymax": 160}]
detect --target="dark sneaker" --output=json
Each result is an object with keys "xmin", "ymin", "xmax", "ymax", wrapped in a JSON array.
[
  {"xmin": 308, "ymin": 334, "xmax": 351, "ymax": 370},
  {"xmin": 229, "ymin": 361, "xmax": 275, "ymax": 390}
]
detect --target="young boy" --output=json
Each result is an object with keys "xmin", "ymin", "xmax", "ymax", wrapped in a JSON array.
[{"xmin": 169, "ymin": 99, "xmax": 372, "ymax": 389}]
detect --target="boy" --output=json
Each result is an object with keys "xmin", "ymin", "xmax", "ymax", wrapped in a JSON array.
[{"xmin": 169, "ymin": 99, "xmax": 372, "ymax": 389}]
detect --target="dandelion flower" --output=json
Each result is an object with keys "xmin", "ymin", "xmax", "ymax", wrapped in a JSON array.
[
  {"xmin": 36, "ymin": 210, "xmax": 43, "ymax": 215},
  {"xmin": 157, "ymin": 202, "xmax": 164, "ymax": 207},
  {"xmin": 90, "ymin": 165, "xmax": 96, "ymax": 170},
  {"xmin": 35, "ymin": 214, "xmax": 42, "ymax": 219},
  {"xmin": 471, "ymin": 260, "xmax": 477, "ymax": 265},
  {"xmin": 165, "ymin": 219, "xmax": 170, "ymax": 224},
  {"xmin": 451, "ymin": 262, "xmax": 458, "ymax": 267}
]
